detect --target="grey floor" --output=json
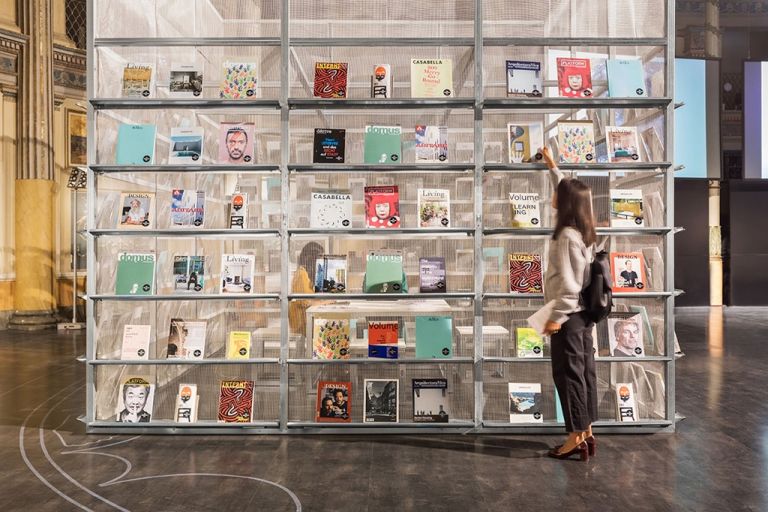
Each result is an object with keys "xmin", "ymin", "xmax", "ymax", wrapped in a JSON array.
[{"xmin": 0, "ymin": 307, "xmax": 764, "ymax": 511}]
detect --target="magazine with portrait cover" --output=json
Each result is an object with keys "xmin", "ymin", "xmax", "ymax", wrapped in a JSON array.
[
  {"xmin": 316, "ymin": 381, "xmax": 352, "ymax": 422},
  {"xmin": 313, "ymin": 62, "xmax": 348, "ymax": 98},
  {"xmin": 371, "ymin": 64, "xmax": 392, "ymax": 98},
  {"xmin": 115, "ymin": 376, "xmax": 155, "ymax": 423},
  {"xmin": 419, "ymin": 256, "xmax": 446, "ymax": 293},
  {"xmin": 122, "ymin": 63, "xmax": 153, "ymax": 98},
  {"xmin": 515, "ymin": 327, "xmax": 544, "ymax": 358},
  {"xmin": 610, "ymin": 252, "xmax": 646, "ymax": 292},
  {"xmin": 312, "ymin": 317, "xmax": 351, "ymax": 360},
  {"xmin": 608, "ymin": 313, "xmax": 645, "ymax": 357},
  {"xmin": 168, "ymin": 127, "xmax": 203, "ymax": 164},
  {"xmin": 509, "ymin": 192, "xmax": 541, "ymax": 228},
  {"xmin": 615, "ymin": 382, "xmax": 638, "ymax": 422},
  {"xmin": 218, "ymin": 122, "xmax": 254, "ymax": 164},
  {"xmin": 413, "ymin": 379, "xmax": 449, "ymax": 423},
  {"xmin": 217, "ymin": 380, "xmax": 254, "ymax": 423},
  {"xmin": 556, "ymin": 57, "xmax": 593, "ymax": 98},
  {"xmin": 166, "ymin": 318, "xmax": 207, "ymax": 360},
  {"xmin": 116, "ymin": 124, "xmax": 156, "ymax": 165},
  {"xmin": 227, "ymin": 331, "xmax": 252, "ymax": 359},
  {"xmin": 507, "ymin": 123, "xmax": 543, "ymax": 163},
  {"xmin": 557, "ymin": 120, "xmax": 595, "ymax": 163},
  {"xmin": 506, "ymin": 60, "xmax": 542, "ymax": 97},
  {"xmin": 508, "ymin": 253, "xmax": 543, "ymax": 294},
  {"xmin": 313, "ymin": 128, "xmax": 346, "ymax": 163},
  {"xmin": 367, "ymin": 320, "xmax": 399, "ymax": 359},
  {"xmin": 610, "ymin": 189, "xmax": 644, "ymax": 227},
  {"xmin": 414, "ymin": 125, "xmax": 448, "ymax": 163},
  {"xmin": 605, "ymin": 126, "xmax": 641, "ymax": 163},
  {"xmin": 120, "ymin": 324, "xmax": 151, "ymax": 360},
  {"xmin": 175, "ymin": 383, "xmax": 199, "ymax": 423},
  {"xmin": 169, "ymin": 64, "xmax": 203, "ymax": 97},
  {"xmin": 172, "ymin": 255, "xmax": 205, "ymax": 294},
  {"xmin": 219, "ymin": 62, "xmax": 258, "ymax": 99},
  {"xmin": 363, "ymin": 125, "xmax": 402, "ymax": 164},
  {"xmin": 170, "ymin": 190, "xmax": 205, "ymax": 227},
  {"xmin": 410, "ymin": 59, "xmax": 453, "ymax": 98},
  {"xmin": 228, "ymin": 192, "xmax": 248, "ymax": 229},
  {"xmin": 417, "ymin": 188, "xmax": 450, "ymax": 228},
  {"xmin": 310, "ymin": 189, "xmax": 352, "ymax": 228},
  {"xmin": 117, "ymin": 192, "xmax": 154, "ymax": 228},
  {"xmin": 115, "ymin": 252, "xmax": 155, "ymax": 296},
  {"xmin": 606, "ymin": 59, "xmax": 647, "ymax": 98},
  {"xmin": 364, "ymin": 379, "xmax": 399, "ymax": 423},
  {"xmin": 220, "ymin": 254, "xmax": 255, "ymax": 294},
  {"xmin": 365, "ymin": 186, "xmax": 400, "ymax": 228},
  {"xmin": 313, "ymin": 255, "xmax": 347, "ymax": 293},
  {"xmin": 508, "ymin": 383, "xmax": 543, "ymax": 423}
]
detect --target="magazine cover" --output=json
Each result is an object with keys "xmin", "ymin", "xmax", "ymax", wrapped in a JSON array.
[
  {"xmin": 508, "ymin": 383, "xmax": 543, "ymax": 423},
  {"xmin": 410, "ymin": 59, "xmax": 453, "ymax": 98},
  {"xmin": 610, "ymin": 252, "xmax": 646, "ymax": 292},
  {"xmin": 168, "ymin": 127, "xmax": 203, "ymax": 164},
  {"xmin": 509, "ymin": 192, "xmax": 541, "ymax": 228},
  {"xmin": 172, "ymin": 255, "xmax": 204, "ymax": 293},
  {"xmin": 610, "ymin": 189, "xmax": 644, "ymax": 227},
  {"xmin": 166, "ymin": 318, "xmax": 207, "ymax": 359},
  {"xmin": 228, "ymin": 192, "xmax": 248, "ymax": 229},
  {"xmin": 365, "ymin": 186, "xmax": 400, "ymax": 228},
  {"xmin": 507, "ymin": 123, "xmax": 543, "ymax": 163},
  {"xmin": 419, "ymin": 256, "xmax": 446, "ymax": 293},
  {"xmin": 629, "ymin": 304, "xmax": 656, "ymax": 355},
  {"xmin": 363, "ymin": 125, "xmax": 402, "ymax": 164},
  {"xmin": 217, "ymin": 380, "xmax": 254, "ymax": 423},
  {"xmin": 175, "ymin": 383, "xmax": 199, "ymax": 423},
  {"xmin": 316, "ymin": 381, "xmax": 352, "ymax": 422},
  {"xmin": 615, "ymin": 382, "xmax": 637, "ymax": 422},
  {"xmin": 169, "ymin": 64, "xmax": 203, "ymax": 97},
  {"xmin": 364, "ymin": 250, "xmax": 405, "ymax": 293},
  {"xmin": 313, "ymin": 255, "xmax": 347, "ymax": 293},
  {"xmin": 220, "ymin": 254, "xmax": 255, "ymax": 294},
  {"xmin": 608, "ymin": 314, "xmax": 645, "ymax": 357},
  {"xmin": 606, "ymin": 59, "xmax": 647, "ymax": 98},
  {"xmin": 557, "ymin": 121, "xmax": 595, "ymax": 163},
  {"xmin": 508, "ymin": 253, "xmax": 543, "ymax": 294},
  {"xmin": 313, "ymin": 62, "xmax": 348, "ymax": 98},
  {"xmin": 219, "ymin": 62, "xmax": 258, "ymax": 99},
  {"xmin": 115, "ymin": 252, "xmax": 155, "ymax": 295},
  {"xmin": 116, "ymin": 124, "xmax": 156, "ymax": 165},
  {"xmin": 364, "ymin": 379, "xmax": 399, "ymax": 423},
  {"xmin": 312, "ymin": 317, "xmax": 351, "ymax": 359},
  {"xmin": 120, "ymin": 324, "xmax": 151, "ymax": 360},
  {"xmin": 415, "ymin": 316, "xmax": 453, "ymax": 359},
  {"xmin": 556, "ymin": 57, "xmax": 593, "ymax": 98},
  {"xmin": 371, "ymin": 64, "xmax": 392, "ymax": 98},
  {"xmin": 122, "ymin": 63, "xmax": 153, "ymax": 97},
  {"xmin": 413, "ymin": 379, "xmax": 449, "ymax": 423},
  {"xmin": 515, "ymin": 327, "xmax": 544, "ymax": 358},
  {"xmin": 417, "ymin": 188, "xmax": 450, "ymax": 228},
  {"xmin": 309, "ymin": 189, "xmax": 352, "ymax": 228},
  {"xmin": 506, "ymin": 60, "xmax": 542, "ymax": 97},
  {"xmin": 606, "ymin": 126, "xmax": 641, "ymax": 163},
  {"xmin": 117, "ymin": 192, "xmax": 154, "ymax": 228},
  {"xmin": 171, "ymin": 190, "xmax": 205, "ymax": 227},
  {"xmin": 218, "ymin": 122, "xmax": 254, "ymax": 164},
  {"xmin": 227, "ymin": 331, "xmax": 252, "ymax": 359},
  {"xmin": 115, "ymin": 376, "xmax": 155, "ymax": 423},
  {"xmin": 313, "ymin": 128, "xmax": 346, "ymax": 163},
  {"xmin": 368, "ymin": 320, "xmax": 399, "ymax": 359},
  {"xmin": 415, "ymin": 125, "xmax": 448, "ymax": 163}
]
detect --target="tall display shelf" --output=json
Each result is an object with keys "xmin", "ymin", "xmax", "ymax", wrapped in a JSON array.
[{"xmin": 85, "ymin": 0, "xmax": 676, "ymax": 434}]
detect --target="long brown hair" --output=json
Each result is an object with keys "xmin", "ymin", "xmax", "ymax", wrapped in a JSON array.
[{"xmin": 553, "ymin": 178, "xmax": 596, "ymax": 246}]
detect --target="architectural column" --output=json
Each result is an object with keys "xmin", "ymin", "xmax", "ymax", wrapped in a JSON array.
[{"xmin": 9, "ymin": 0, "xmax": 57, "ymax": 330}]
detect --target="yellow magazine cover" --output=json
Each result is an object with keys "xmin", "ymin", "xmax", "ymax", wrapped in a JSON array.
[{"xmin": 227, "ymin": 331, "xmax": 252, "ymax": 359}]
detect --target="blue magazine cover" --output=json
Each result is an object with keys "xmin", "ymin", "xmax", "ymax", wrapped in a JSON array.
[
  {"xmin": 415, "ymin": 316, "xmax": 453, "ymax": 359},
  {"xmin": 116, "ymin": 124, "xmax": 157, "ymax": 164},
  {"xmin": 607, "ymin": 59, "xmax": 647, "ymax": 98}
]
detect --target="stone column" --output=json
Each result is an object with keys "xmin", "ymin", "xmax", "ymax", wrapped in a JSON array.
[{"xmin": 9, "ymin": 0, "xmax": 57, "ymax": 330}]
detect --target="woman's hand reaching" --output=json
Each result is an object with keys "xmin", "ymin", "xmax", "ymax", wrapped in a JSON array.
[
  {"xmin": 540, "ymin": 147, "xmax": 557, "ymax": 170},
  {"xmin": 543, "ymin": 320, "xmax": 562, "ymax": 336}
]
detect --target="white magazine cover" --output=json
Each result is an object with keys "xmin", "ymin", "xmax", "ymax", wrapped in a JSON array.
[
  {"xmin": 508, "ymin": 382, "xmax": 543, "ymax": 423},
  {"xmin": 120, "ymin": 324, "xmax": 151, "ymax": 360},
  {"xmin": 220, "ymin": 254, "xmax": 255, "ymax": 294},
  {"xmin": 115, "ymin": 376, "xmax": 155, "ymax": 423},
  {"xmin": 175, "ymin": 383, "xmax": 199, "ymax": 423}
]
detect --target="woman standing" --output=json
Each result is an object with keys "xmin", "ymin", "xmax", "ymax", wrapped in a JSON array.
[{"xmin": 540, "ymin": 147, "xmax": 598, "ymax": 461}]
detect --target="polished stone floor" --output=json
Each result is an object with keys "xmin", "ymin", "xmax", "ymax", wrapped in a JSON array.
[{"xmin": 0, "ymin": 308, "xmax": 764, "ymax": 511}]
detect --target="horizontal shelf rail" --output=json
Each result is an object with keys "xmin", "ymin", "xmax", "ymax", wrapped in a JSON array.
[
  {"xmin": 483, "ymin": 37, "xmax": 668, "ymax": 47},
  {"xmin": 288, "ymin": 227, "xmax": 474, "ymax": 236},
  {"xmin": 90, "ymin": 98, "xmax": 281, "ymax": 110},
  {"xmin": 87, "ymin": 293, "xmax": 280, "ymax": 301},
  {"xmin": 484, "ymin": 162, "xmax": 672, "ymax": 172},
  {"xmin": 288, "ymin": 98, "xmax": 475, "ymax": 110},
  {"xmin": 94, "ymin": 37, "xmax": 282, "ymax": 47},
  {"xmin": 90, "ymin": 164, "xmax": 280, "ymax": 174},
  {"xmin": 87, "ymin": 420, "xmax": 281, "ymax": 429},
  {"xmin": 287, "ymin": 292, "xmax": 474, "ymax": 300},
  {"xmin": 287, "ymin": 357, "xmax": 474, "ymax": 365},
  {"xmin": 483, "ymin": 97, "xmax": 672, "ymax": 109},
  {"xmin": 87, "ymin": 358, "xmax": 280, "ymax": 365},
  {"xmin": 291, "ymin": 37, "xmax": 475, "ymax": 47},
  {"xmin": 286, "ymin": 421, "xmax": 475, "ymax": 429},
  {"xmin": 483, "ymin": 227, "xmax": 675, "ymax": 236},
  {"xmin": 483, "ymin": 356, "xmax": 673, "ymax": 363},
  {"xmin": 483, "ymin": 291, "xmax": 679, "ymax": 299},
  {"xmin": 288, "ymin": 163, "xmax": 473, "ymax": 173},
  {"xmin": 89, "ymin": 229, "xmax": 281, "ymax": 238}
]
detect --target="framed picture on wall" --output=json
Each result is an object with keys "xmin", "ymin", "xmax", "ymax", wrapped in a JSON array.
[{"xmin": 66, "ymin": 110, "xmax": 87, "ymax": 167}]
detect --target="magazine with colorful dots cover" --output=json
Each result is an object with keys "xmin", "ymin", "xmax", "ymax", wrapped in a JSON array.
[
  {"xmin": 312, "ymin": 317, "xmax": 351, "ymax": 359},
  {"xmin": 219, "ymin": 62, "xmax": 258, "ymax": 99},
  {"xmin": 557, "ymin": 120, "xmax": 595, "ymax": 163}
]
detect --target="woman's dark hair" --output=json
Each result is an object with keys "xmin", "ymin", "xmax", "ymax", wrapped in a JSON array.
[
  {"xmin": 553, "ymin": 178, "xmax": 596, "ymax": 246},
  {"xmin": 298, "ymin": 241, "xmax": 324, "ymax": 283}
]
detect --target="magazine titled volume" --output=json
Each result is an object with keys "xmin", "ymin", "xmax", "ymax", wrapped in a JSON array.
[
  {"xmin": 122, "ymin": 63, "xmax": 153, "ymax": 98},
  {"xmin": 418, "ymin": 188, "xmax": 450, "ymax": 228},
  {"xmin": 556, "ymin": 57, "xmax": 593, "ymax": 98},
  {"xmin": 166, "ymin": 318, "xmax": 207, "ymax": 359},
  {"xmin": 115, "ymin": 252, "xmax": 155, "ymax": 295},
  {"xmin": 507, "ymin": 123, "xmax": 543, "ymax": 163},
  {"xmin": 508, "ymin": 383, "xmax": 543, "ymax": 423},
  {"xmin": 313, "ymin": 128, "xmax": 346, "ymax": 163},
  {"xmin": 508, "ymin": 253, "xmax": 543, "ymax": 294},
  {"xmin": 310, "ymin": 189, "xmax": 352, "ymax": 228},
  {"xmin": 365, "ymin": 186, "xmax": 400, "ymax": 228},
  {"xmin": 364, "ymin": 379, "xmax": 399, "ymax": 423},
  {"xmin": 227, "ymin": 331, "xmax": 252, "ymax": 359},
  {"xmin": 173, "ymin": 255, "xmax": 205, "ymax": 293},
  {"xmin": 606, "ymin": 126, "xmax": 641, "ymax": 163},
  {"xmin": 316, "ymin": 381, "xmax": 352, "ymax": 422},
  {"xmin": 610, "ymin": 189, "xmax": 644, "ymax": 227},
  {"xmin": 371, "ymin": 64, "xmax": 392, "ymax": 98},
  {"xmin": 120, "ymin": 324, "xmax": 151, "ymax": 360},
  {"xmin": 228, "ymin": 192, "xmax": 248, "ymax": 229},
  {"xmin": 606, "ymin": 59, "xmax": 647, "ymax": 98},
  {"xmin": 217, "ymin": 380, "xmax": 254, "ymax": 423},
  {"xmin": 557, "ymin": 120, "xmax": 595, "ymax": 163},
  {"xmin": 175, "ymin": 384, "xmax": 199, "ymax": 423},
  {"xmin": 363, "ymin": 125, "xmax": 402, "ymax": 164},
  {"xmin": 171, "ymin": 190, "xmax": 205, "ymax": 227},
  {"xmin": 615, "ymin": 382, "xmax": 638, "ymax": 422},
  {"xmin": 410, "ymin": 59, "xmax": 453, "ymax": 98},
  {"xmin": 169, "ymin": 64, "xmax": 203, "ymax": 97},
  {"xmin": 219, "ymin": 62, "xmax": 258, "ymax": 99},
  {"xmin": 506, "ymin": 60, "xmax": 542, "ymax": 97},
  {"xmin": 415, "ymin": 125, "xmax": 448, "ymax": 163},
  {"xmin": 313, "ymin": 62, "xmax": 348, "ymax": 98},
  {"xmin": 509, "ymin": 192, "xmax": 541, "ymax": 228},
  {"xmin": 610, "ymin": 252, "xmax": 646, "ymax": 292},
  {"xmin": 218, "ymin": 122, "xmax": 254, "ymax": 164},
  {"xmin": 515, "ymin": 327, "xmax": 544, "ymax": 358},
  {"xmin": 312, "ymin": 317, "xmax": 351, "ymax": 359},
  {"xmin": 313, "ymin": 255, "xmax": 347, "ymax": 293},
  {"xmin": 116, "ymin": 376, "xmax": 155, "ymax": 423},
  {"xmin": 419, "ymin": 256, "xmax": 446, "ymax": 293},
  {"xmin": 220, "ymin": 254, "xmax": 255, "ymax": 294},
  {"xmin": 415, "ymin": 316, "xmax": 453, "ymax": 358},
  {"xmin": 117, "ymin": 192, "xmax": 154, "ymax": 228},
  {"xmin": 368, "ymin": 320, "xmax": 399, "ymax": 359},
  {"xmin": 413, "ymin": 379, "xmax": 449, "ymax": 423},
  {"xmin": 168, "ymin": 126, "xmax": 203, "ymax": 164},
  {"xmin": 608, "ymin": 313, "xmax": 645, "ymax": 357},
  {"xmin": 116, "ymin": 124, "xmax": 156, "ymax": 165}
]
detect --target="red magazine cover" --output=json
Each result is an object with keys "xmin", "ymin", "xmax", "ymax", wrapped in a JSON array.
[
  {"xmin": 217, "ymin": 380, "xmax": 254, "ymax": 423},
  {"xmin": 368, "ymin": 320, "xmax": 399, "ymax": 345},
  {"xmin": 610, "ymin": 252, "xmax": 646, "ymax": 292},
  {"xmin": 508, "ymin": 253, "xmax": 543, "ymax": 293},
  {"xmin": 365, "ymin": 186, "xmax": 400, "ymax": 228},
  {"xmin": 316, "ymin": 381, "xmax": 352, "ymax": 422},
  {"xmin": 313, "ymin": 62, "xmax": 348, "ymax": 98},
  {"xmin": 556, "ymin": 58, "xmax": 593, "ymax": 98}
]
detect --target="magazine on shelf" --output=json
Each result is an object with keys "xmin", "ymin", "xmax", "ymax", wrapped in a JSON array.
[
  {"xmin": 606, "ymin": 126, "xmax": 641, "ymax": 163},
  {"xmin": 175, "ymin": 384, "xmax": 199, "ymax": 423},
  {"xmin": 312, "ymin": 317, "xmax": 351, "ymax": 359},
  {"xmin": 556, "ymin": 57, "xmax": 593, "ymax": 98},
  {"xmin": 364, "ymin": 379, "xmax": 399, "ymax": 423},
  {"xmin": 365, "ymin": 186, "xmax": 400, "ymax": 228},
  {"xmin": 363, "ymin": 125, "xmax": 402, "ymax": 164},
  {"xmin": 219, "ymin": 62, "xmax": 258, "ymax": 99},
  {"xmin": 217, "ymin": 380, "xmax": 254, "ymax": 423},
  {"xmin": 218, "ymin": 122, "xmax": 254, "ymax": 164},
  {"xmin": 115, "ymin": 376, "xmax": 154, "ymax": 423},
  {"xmin": 226, "ymin": 331, "xmax": 252, "ymax": 359},
  {"xmin": 117, "ymin": 192, "xmax": 154, "ymax": 228},
  {"xmin": 313, "ymin": 128, "xmax": 346, "ymax": 163},
  {"xmin": 220, "ymin": 254, "xmax": 255, "ymax": 294},
  {"xmin": 364, "ymin": 250, "xmax": 405, "ymax": 293},
  {"xmin": 170, "ymin": 190, "xmax": 205, "ymax": 227},
  {"xmin": 413, "ymin": 379, "xmax": 449, "ymax": 423},
  {"xmin": 368, "ymin": 320, "xmax": 399, "ymax": 359},
  {"xmin": 228, "ymin": 192, "xmax": 248, "ymax": 229},
  {"xmin": 610, "ymin": 252, "xmax": 646, "ymax": 292},
  {"xmin": 120, "ymin": 324, "xmax": 151, "ymax": 360},
  {"xmin": 606, "ymin": 59, "xmax": 647, "ymax": 98},
  {"xmin": 557, "ymin": 120, "xmax": 595, "ymax": 163},
  {"xmin": 316, "ymin": 381, "xmax": 352, "ymax": 422},
  {"xmin": 115, "ymin": 253, "xmax": 155, "ymax": 296},
  {"xmin": 629, "ymin": 305, "xmax": 656, "ymax": 355},
  {"xmin": 615, "ymin": 382, "xmax": 638, "ymax": 422},
  {"xmin": 610, "ymin": 189, "xmax": 644, "ymax": 227},
  {"xmin": 116, "ymin": 124, "xmax": 156, "ymax": 165},
  {"xmin": 371, "ymin": 64, "xmax": 392, "ymax": 98},
  {"xmin": 509, "ymin": 192, "xmax": 541, "ymax": 228},
  {"xmin": 122, "ymin": 63, "xmax": 153, "ymax": 97},
  {"xmin": 507, "ymin": 123, "xmax": 543, "ymax": 163},
  {"xmin": 410, "ymin": 59, "xmax": 453, "ymax": 98},
  {"xmin": 166, "ymin": 318, "xmax": 207, "ymax": 360},
  {"xmin": 506, "ymin": 60, "xmax": 543, "ymax": 97},
  {"xmin": 169, "ymin": 64, "xmax": 203, "ymax": 97},
  {"xmin": 516, "ymin": 327, "xmax": 544, "ymax": 358},
  {"xmin": 172, "ymin": 255, "xmax": 205, "ymax": 293},
  {"xmin": 168, "ymin": 127, "xmax": 203, "ymax": 164},
  {"xmin": 508, "ymin": 383, "xmax": 543, "ymax": 423},
  {"xmin": 508, "ymin": 253, "xmax": 543, "ymax": 294},
  {"xmin": 313, "ymin": 255, "xmax": 347, "ymax": 293},
  {"xmin": 417, "ymin": 188, "xmax": 450, "ymax": 228},
  {"xmin": 419, "ymin": 257, "xmax": 446, "ymax": 293},
  {"xmin": 310, "ymin": 189, "xmax": 352, "ymax": 228},
  {"xmin": 414, "ymin": 125, "xmax": 448, "ymax": 163},
  {"xmin": 608, "ymin": 313, "xmax": 645, "ymax": 357},
  {"xmin": 313, "ymin": 62, "xmax": 348, "ymax": 98},
  {"xmin": 415, "ymin": 316, "xmax": 453, "ymax": 359}
]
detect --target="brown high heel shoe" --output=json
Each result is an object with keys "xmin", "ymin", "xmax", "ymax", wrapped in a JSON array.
[
  {"xmin": 547, "ymin": 441, "xmax": 589, "ymax": 461},
  {"xmin": 585, "ymin": 436, "xmax": 596, "ymax": 456}
]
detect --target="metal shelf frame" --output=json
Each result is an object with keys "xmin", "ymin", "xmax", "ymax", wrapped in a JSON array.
[{"xmin": 86, "ymin": 0, "xmax": 676, "ymax": 434}]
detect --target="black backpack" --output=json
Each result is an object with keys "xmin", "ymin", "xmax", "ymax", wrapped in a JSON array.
[{"xmin": 580, "ymin": 250, "xmax": 613, "ymax": 323}]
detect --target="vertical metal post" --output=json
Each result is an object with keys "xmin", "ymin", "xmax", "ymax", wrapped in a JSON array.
[
  {"xmin": 85, "ymin": 0, "xmax": 96, "ymax": 426},
  {"xmin": 473, "ymin": 0, "xmax": 484, "ymax": 429}
]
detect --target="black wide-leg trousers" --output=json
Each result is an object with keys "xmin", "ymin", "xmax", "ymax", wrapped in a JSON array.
[{"xmin": 551, "ymin": 311, "xmax": 598, "ymax": 432}]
